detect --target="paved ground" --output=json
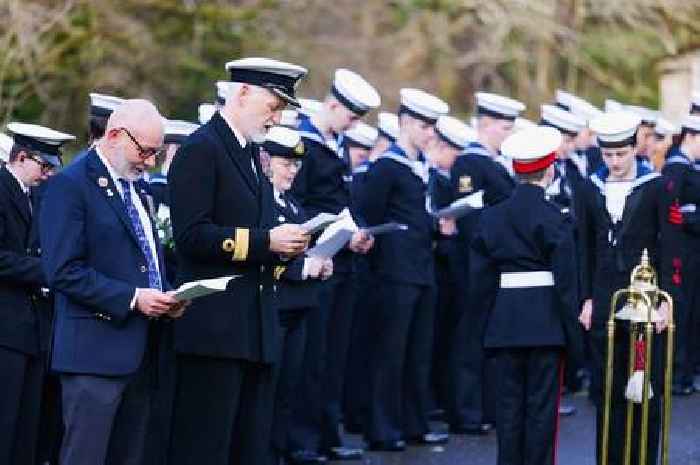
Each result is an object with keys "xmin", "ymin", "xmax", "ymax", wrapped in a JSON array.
[{"xmin": 340, "ymin": 393, "xmax": 700, "ymax": 464}]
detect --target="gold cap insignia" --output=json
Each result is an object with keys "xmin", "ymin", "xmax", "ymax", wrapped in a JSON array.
[
  {"xmin": 98, "ymin": 177, "xmax": 109, "ymax": 188},
  {"xmin": 294, "ymin": 141, "xmax": 305, "ymax": 156},
  {"xmin": 459, "ymin": 175, "xmax": 473, "ymax": 193}
]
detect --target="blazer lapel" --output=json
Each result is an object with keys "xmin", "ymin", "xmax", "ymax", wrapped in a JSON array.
[
  {"xmin": 212, "ymin": 113, "xmax": 258, "ymax": 195},
  {"xmin": 85, "ymin": 150, "xmax": 140, "ymax": 247},
  {"xmin": 0, "ymin": 167, "xmax": 31, "ymax": 227}
]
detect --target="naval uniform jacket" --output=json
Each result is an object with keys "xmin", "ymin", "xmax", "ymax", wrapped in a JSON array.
[
  {"xmin": 576, "ymin": 161, "xmax": 671, "ymax": 327},
  {"xmin": 291, "ymin": 118, "xmax": 354, "ymax": 273},
  {"xmin": 168, "ymin": 112, "xmax": 279, "ymax": 364},
  {"xmin": 0, "ymin": 167, "xmax": 45, "ymax": 356},
  {"xmin": 356, "ymin": 144, "xmax": 434, "ymax": 287},
  {"xmin": 470, "ymin": 184, "xmax": 584, "ymax": 362}
]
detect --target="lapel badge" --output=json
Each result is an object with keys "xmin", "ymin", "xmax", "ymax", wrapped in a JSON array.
[
  {"xmin": 98, "ymin": 176, "xmax": 109, "ymax": 188},
  {"xmin": 278, "ymin": 215, "xmax": 286, "ymax": 223},
  {"xmin": 106, "ymin": 188, "xmax": 114, "ymax": 197},
  {"xmin": 459, "ymin": 175, "xmax": 473, "ymax": 193}
]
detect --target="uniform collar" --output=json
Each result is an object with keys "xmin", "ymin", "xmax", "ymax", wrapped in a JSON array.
[
  {"xmin": 4, "ymin": 165, "xmax": 29, "ymax": 194},
  {"xmin": 590, "ymin": 159, "xmax": 659, "ymax": 194}
]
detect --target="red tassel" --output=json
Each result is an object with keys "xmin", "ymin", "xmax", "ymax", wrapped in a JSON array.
[
  {"xmin": 634, "ymin": 339, "xmax": 646, "ymax": 371},
  {"xmin": 668, "ymin": 201, "xmax": 683, "ymax": 225}
]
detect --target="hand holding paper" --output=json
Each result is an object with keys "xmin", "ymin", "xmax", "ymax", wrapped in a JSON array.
[{"xmin": 172, "ymin": 276, "xmax": 239, "ymax": 302}]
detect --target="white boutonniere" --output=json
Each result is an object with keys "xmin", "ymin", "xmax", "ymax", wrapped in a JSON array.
[{"xmin": 155, "ymin": 204, "xmax": 174, "ymax": 249}]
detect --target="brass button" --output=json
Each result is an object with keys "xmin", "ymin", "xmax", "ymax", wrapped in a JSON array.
[
  {"xmin": 273, "ymin": 285, "xmax": 277, "ymax": 293},
  {"xmin": 259, "ymin": 284, "xmax": 263, "ymax": 292}
]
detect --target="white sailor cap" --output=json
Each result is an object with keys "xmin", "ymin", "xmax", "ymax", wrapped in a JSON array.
[
  {"xmin": 216, "ymin": 81, "xmax": 233, "ymax": 105},
  {"xmin": 89, "ymin": 93, "xmax": 124, "ymax": 118},
  {"xmin": 681, "ymin": 114, "xmax": 700, "ymax": 133},
  {"xmin": 263, "ymin": 126, "xmax": 304, "ymax": 159},
  {"xmin": 344, "ymin": 122, "xmax": 378, "ymax": 149},
  {"xmin": 164, "ymin": 120, "xmax": 199, "ymax": 145},
  {"xmin": 555, "ymin": 89, "xmax": 576, "ymax": 111},
  {"xmin": 690, "ymin": 91, "xmax": 700, "ymax": 114},
  {"xmin": 6, "ymin": 122, "xmax": 75, "ymax": 168},
  {"xmin": 625, "ymin": 105, "xmax": 658, "ymax": 126},
  {"xmin": 563, "ymin": 95, "xmax": 603, "ymax": 123},
  {"xmin": 225, "ymin": 57, "xmax": 308, "ymax": 107},
  {"xmin": 198, "ymin": 103, "xmax": 216, "ymax": 125},
  {"xmin": 475, "ymin": 92, "xmax": 525, "ymax": 121},
  {"xmin": 589, "ymin": 112, "xmax": 641, "ymax": 148},
  {"xmin": 654, "ymin": 117, "xmax": 678, "ymax": 137},
  {"xmin": 279, "ymin": 109, "xmax": 299, "ymax": 128},
  {"xmin": 0, "ymin": 132, "xmax": 13, "ymax": 163},
  {"xmin": 604, "ymin": 99, "xmax": 624, "ymax": 113},
  {"xmin": 377, "ymin": 112, "xmax": 400, "ymax": 141},
  {"xmin": 298, "ymin": 98, "xmax": 323, "ymax": 118},
  {"xmin": 501, "ymin": 126, "xmax": 561, "ymax": 174},
  {"xmin": 399, "ymin": 88, "xmax": 449, "ymax": 124},
  {"xmin": 540, "ymin": 105, "xmax": 586, "ymax": 136},
  {"xmin": 331, "ymin": 69, "xmax": 380, "ymax": 116},
  {"xmin": 513, "ymin": 117, "xmax": 537, "ymax": 133},
  {"xmin": 435, "ymin": 116, "xmax": 476, "ymax": 150}
]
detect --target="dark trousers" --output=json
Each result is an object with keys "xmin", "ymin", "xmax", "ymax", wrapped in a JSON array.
[
  {"xmin": 343, "ymin": 261, "xmax": 375, "ymax": 431},
  {"xmin": 270, "ymin": 311, "xmax": 307, "ymax": 462},
  {"xmin": 367, "ymin": 281, "xmax": 436, "ymax": 442},
  {"xmin": 590, "ymin": 329, "xmax": 662, "ymax": 465},
  {"xmin": 169, "ymin": 355, "xmax": 276, "ymax": 465},
  {"xmin": 0, "ymin": 347, "xmax": 44, "ymax": 465},
  {"xmin": 492, "ymin": 347, "xmax": 562, "ymax": 465},
  {"xmin": 431, "ymin": 249, "xmax": 457, "ymax": 409},
  {"xmin": 37, "ymin": 360, "xmax": 62, "ymax": 465},
  {"xmin": 59, "ymin": 363, "xmax": 154, "ymax": 465},
  {"xmin": 288, "ymin": 272, "xmax": 356, "ymax": 452},
  {"xmin": 447, "ymin": 285, "xmax": 487, "ymax": 428}
]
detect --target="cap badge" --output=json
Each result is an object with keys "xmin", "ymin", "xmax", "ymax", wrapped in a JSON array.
[
  {"xmin": 294, "ymin": 141, "xmax": 305, "ymax": 156},
  {"xmin": 459, "ymin": 176, "xmax": 473, "ymax": 193}
]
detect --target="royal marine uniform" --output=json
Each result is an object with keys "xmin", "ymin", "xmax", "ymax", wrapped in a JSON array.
[
  {"xmin": 470, "ymin": 126, "xmax": 583, "ymax": 465},
  {"xmin": 0, "ymin": 123, "xmax": 74, "ymax": 465},
  {"xmin": 288, "ymin": 68, "xmax": 380, "ymax": 461},
  {"xmin": 167, "ymin": 57, "xmax": 308, "ymax": 465},
  {"xmin": 357, "ymin": 88, "xmax": 449, "ymax": 450},
  {"xmin": 447, "ymin": 92, "xmax": 524, "ymax": 434},
  {"xmin": 577, "ymin": 112, "xmax": 672, "ymax": 465}
]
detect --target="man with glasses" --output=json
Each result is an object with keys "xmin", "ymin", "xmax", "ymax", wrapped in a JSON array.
[
  {"xmin": 167, "ymin": 58, "xmax": 310, "ymax": 465},
  {"xmin": 40, "ymin": 99, "xmax": 188, "ymax": 465},
  {"xmin": 0, "ymin": 122, "xmax": 73, "ymax": 465}
]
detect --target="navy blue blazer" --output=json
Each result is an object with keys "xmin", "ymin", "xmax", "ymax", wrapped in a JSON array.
[{"xmin": 40, "ymin": 149, "xmax": 168, "ymax": 376}]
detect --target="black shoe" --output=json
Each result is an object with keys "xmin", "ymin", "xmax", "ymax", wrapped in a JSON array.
[
  {"xmin": 367, "ymin": 439, "xmax": 406, "ymax": 452},
  {"xmin": 287, "ymin": 450, "xmax": 328, "ymax": 464},
  {"xmin": 558, "ymin": 404, "xmax": 577, "ymax": 416},
  {"xmin": 449, "ymin": 423, "xmax": 491, "ymax": 435},
  {"xmin": 407, "ymin": 432, "xmax": 449, "ymax": 445},
  {"xmin": 325, "ymin": 446, "xmax": 363, "ymax": 461},
  {"xmin": 672, "ymin": 384, "xmax": 694, "ymax": 396}
]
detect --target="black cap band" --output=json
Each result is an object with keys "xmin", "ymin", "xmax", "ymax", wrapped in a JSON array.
[
  {"xmin": 229, "ymin": 69, "xmax": 297, "ymax": 103},
  {"xmin": 555, "ymin": 102, "xmax": 571, "ymax": 112},
  {"xmin": 331, "ymin": 86, "xmax": 368, "ymax": 116},
  {"xmin": 398, "ymin": 105, "xmax": 437, "ymax": 124},
  {"xmin": 263, "ymin": 140, "xmax": 304, "ymax": 159},
  {"xmin": 378, "ymin": 127, "xmax": 396, "ymax": 142},
  {"xmin": 539, "ymin": 118, "xmax": 578, "ymax": 137},
  {"xmin": 90, "ymin": 105, "xmax": 115, "ymax": 118},
  {"xmin": 598, "ymin": 135, "xmax": 637, "ymax": 148},
  {"xmin": 476, "ymin": 105, "xmax": 516, "ymax": 121}
]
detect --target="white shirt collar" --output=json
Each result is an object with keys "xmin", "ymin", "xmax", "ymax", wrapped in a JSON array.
[
  {"xmin": 5, "ymin": 165, "xmax": 29, "ymax": 194},
  {"xmin": 219, "ymin": 111, "xmax": 247, "ymax": 148},
  {"xmin": 95, "ymin": 145, "xmax": 130, "ymax": 197}
]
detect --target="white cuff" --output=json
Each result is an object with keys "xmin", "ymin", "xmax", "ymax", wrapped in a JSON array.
[
  {"xmin": 130, "ymin": 289, "xmax": 139, "ymax": 311},
  {"xmin": 301, "ymin": 259, "xmax": 310, "ymax": 280}
]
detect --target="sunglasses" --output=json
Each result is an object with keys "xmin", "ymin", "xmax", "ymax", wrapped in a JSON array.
[{"xmin": 117, "ymin": 127, "xmax": 164, "ymax": 160}]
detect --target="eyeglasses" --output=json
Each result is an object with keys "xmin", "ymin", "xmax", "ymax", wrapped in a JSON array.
[{"xmin": 117, "ymin": 128, "xmax": 164, "ymax": 160}]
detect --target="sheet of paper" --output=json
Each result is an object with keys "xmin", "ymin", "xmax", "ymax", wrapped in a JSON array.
[
  {"xmin": 362, "ymin": 222, "xmax": 408, "ymax": 236},
  {"xmin": 172, "ymin": 275, "xmax": 239, "ymax": 302},
  {"xmin": 301, "ymin": 212, "xmax": 341, "ymax": 235},
  {"xmin": 433, "ymin": 190, "xmax": 484, "ymax": 219},
  {"xmin": 306, "ymin": 228, "xmax": 354, "ymax": 258}
]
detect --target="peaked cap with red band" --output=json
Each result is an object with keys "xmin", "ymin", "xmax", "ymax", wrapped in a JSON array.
[{"xmin": 501, "ymin": 125, "xmax": 562, "ymax": 174}]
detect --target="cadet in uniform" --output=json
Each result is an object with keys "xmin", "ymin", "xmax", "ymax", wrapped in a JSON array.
[
  {"xmin": 556, "ymin": 90, "xmax": 604, "ymax": 176},
  {"xmin": 0, "ymin": 123, "xmax": 73, "ymax": 465},
  {"xmin": 470, "ymin": 126, "xmax": 584, "ymax": 465},
  {"xmin": 577, "ymin": 111, "xmax": 672, "ymax": 465},
  {"xmin": 357, "ymin": 88, "xmax": 449, "ymax": 451},
  {"xmin": 88, "ymin": 93, "xmax": 124, "ymax": 145},
  {"xmin": 288, "ymin": 68, "xmax": 378, "ymax": 462},
  {"xmin": 261, "ymin": 126, "xmax": 334, "ymax": 465},
  {"xmin": 168, "ymin": 57, "xmax": 310, "ymax": 465},
  {"xmin": 447, "ymin": 92, "xmax": 524, "ymax": 435}
]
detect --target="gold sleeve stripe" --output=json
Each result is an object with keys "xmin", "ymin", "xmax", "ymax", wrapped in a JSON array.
[
  {"xmin": 273, "ymin": 266, "xmax": 286, "ymax": 280},
  {"xmin": 233, "ymin": 228, "xmax": 250, "ymax": 261}
]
